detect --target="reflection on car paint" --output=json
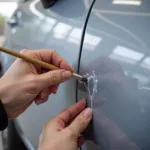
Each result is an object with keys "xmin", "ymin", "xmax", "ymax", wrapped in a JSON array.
[{"xmin": 80, "ymin": 56, "xmax": 150, "ymax": 150}]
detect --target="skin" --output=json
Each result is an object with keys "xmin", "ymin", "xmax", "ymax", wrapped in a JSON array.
[
  {"xmin": 39, "ymin": 100, "xmax": 92, "ymax": 150},
  {"xmin": 0, "ymin": 49, "xmax": 74, "ymax": 118},
  {"xmin": 0, "ymin": 49, "xmax": 92, "ymax": 150}
]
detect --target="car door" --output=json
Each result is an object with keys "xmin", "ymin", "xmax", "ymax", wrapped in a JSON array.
[
  {"xmin": 78, "ymin": 0, "xmax": 150, "ymax": 150},
  {"xmin": 2, "ymin": 0, "xmax": 95, "ymax": 149}
]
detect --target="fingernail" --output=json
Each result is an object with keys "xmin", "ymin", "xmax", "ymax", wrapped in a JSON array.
[
  {"xmin": 62, "ymin": 71, "xmax": 72, "ymax": 80},
  {"xmin": 83, "ymin": 108, "xmax": 92, "ymax": 119}
]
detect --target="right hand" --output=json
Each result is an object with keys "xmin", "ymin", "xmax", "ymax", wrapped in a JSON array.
[
  {"xmin": 38, "ymin": 100, "xmax": 92, "ymax": 150},
  {"xmin": 0, "ymin": 49, "xmax": 73, "ymax": 118}
]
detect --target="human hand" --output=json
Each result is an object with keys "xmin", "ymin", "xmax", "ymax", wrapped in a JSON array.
[
  {"xmin": 0, "ymin": 49, "xmax": 73, "ymax": 118},
  {"xmin": 38, "ymin": 100, "xmax": 92, "ymax": 150}
]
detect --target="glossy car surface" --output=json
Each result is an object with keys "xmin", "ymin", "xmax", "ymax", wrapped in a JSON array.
[{"xmin": 2, "ymin": 0, "xmax": 150, "ymax": 150}]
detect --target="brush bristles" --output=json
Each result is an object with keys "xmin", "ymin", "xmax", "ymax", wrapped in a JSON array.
[{"xmin": 81, "ymin": 77, "xmax": 88, "ymax": 82}]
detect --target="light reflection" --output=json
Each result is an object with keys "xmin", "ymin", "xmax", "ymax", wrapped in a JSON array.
[
  {"xmin": 0, "ymin": 2, "xmax": 18, "ymax": 17},
  {"xmin": 12, "ymin": 28, "xmax": 17, "ymax": 34},
  {"xmin": 29, "ymin": 0, "xmax": 101, "ymax": 50},
  {"xmin": 110, "ymin": 46, "xmax": 144, "ymax": 64},
  {"xmin": 132, "ymin": 73, "xmax": 149, "ymax": 86},
  {"xmin": 124, "ymin": 71, "xmax": 129, "ymax": 76},
  {"xmin": 67, "ymin": 28, "xmax": 82, "ymax": 44},
  {"xmin": 45, "ymin": 17, "xmax": 57, "ymax": 24},
  {"xmin": 83, "ymin": 33, "xmax": 102, "ymax": 50},
  {"xmin": 67, "ymin": 28, "xmax": 101, "ymax": 49},
  {"xmin": 53, "ymin": 23, "xmax": 72, "ymax": 39},
  {"xmin": 140, "ymin": 57, "xmax": 150, "ymax": 70},
  {"xmin": 41, "ymin": 18, "xmax": 57, "ymax": 34},
  {"xmin": 29, "ymin": 0, "xmax": 45, "ymax": 19},
  {"xmin": 112, "ymin": 0, "xmax": 141, "ymax": 5}
]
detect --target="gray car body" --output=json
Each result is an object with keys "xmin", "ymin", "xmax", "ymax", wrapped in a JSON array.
[{"xmin": 2, "ymin": 0, "xmax": 150, "ymax": 150}]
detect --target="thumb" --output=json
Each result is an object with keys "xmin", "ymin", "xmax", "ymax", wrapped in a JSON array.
[
  {"xmin": 36, "ymin": 69, "xmax": 72, "ymax": 89},
  {"xmin": 66, "ymin": 108, "xmax": 92, "ymax": 136}
]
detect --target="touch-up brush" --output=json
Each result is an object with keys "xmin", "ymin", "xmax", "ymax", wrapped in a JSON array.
[{"xmin": 0, "ymin": 47, "xmax": 87, "ymax": 82}]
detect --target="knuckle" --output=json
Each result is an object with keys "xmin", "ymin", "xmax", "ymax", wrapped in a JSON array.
[
  {"xmin": 51, "ymin": 50, "xmax": 58, "ymax": 58},
  {"xmin": 49, "ymin": 72, "xmax": 59, "ymax": 82},
  {"xmin": 55, "ymin": 116, "xmax": 65, "ymax": 129},
  {"xmin": 42, "ymin": 119, "xmax": 55, "ymax": 131},
  {"xmin": 62, "ymin": 108, "xmax": 72, "ymax": 120}
]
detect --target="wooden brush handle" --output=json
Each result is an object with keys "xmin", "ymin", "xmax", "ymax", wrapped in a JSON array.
[{"xmin": 0, "ymin": 47, "xmax": 59, "ymax": 70}]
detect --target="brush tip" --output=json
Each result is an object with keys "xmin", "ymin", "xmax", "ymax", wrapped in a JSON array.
[{"xmin": 81, "ymin": 77, "xmax": 88, "ymax": 82}]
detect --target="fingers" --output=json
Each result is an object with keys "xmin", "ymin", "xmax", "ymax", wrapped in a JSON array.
[
  {"xmin": 66, "ymin": 108, "xmax": 92, "ymax": 136},
  {"xmin": 54, "ymin": 100, "xmax": 86, "ymax": 128},
  {"xmin": 35, "ymin": 88, "xmax": 50, "ymax": 105},
  {"xmin": 39, "ymin": 88, "xmax": 50, "ymax": 98},
  {"xmin": 36, "ymin": 69, "xmax": 72, "ymax": 89},
  {"xmin": 49, "ymin": 85, "xmax": 59, "ymax": 94},
  {"xmin": 24, "ymin": 49, "xmax": 74, "ymax": 72},
  {"xmin": 35, "ymin": 85, "xmax": 59, "ymax": 105},
  {"xmin": 35, "ymin": 96, "xmax": 49, "ymax": 105},
  {"xmin": 51, "ymin": 50, "xmax": 74, "ymax": 72}
]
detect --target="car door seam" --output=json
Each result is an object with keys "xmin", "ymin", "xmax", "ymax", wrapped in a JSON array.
[{"xmin": 75, "ymin": 0, "xmax": 96, "ymax": 102}]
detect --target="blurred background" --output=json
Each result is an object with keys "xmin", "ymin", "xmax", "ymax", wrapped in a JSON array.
[{"xmin": 0, "ymin": 0, "xmax": 19, "ymax": 46}]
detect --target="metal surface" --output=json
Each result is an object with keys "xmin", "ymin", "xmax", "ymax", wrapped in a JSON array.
[{"xmin": 78, "ymin": 0, "xmax": 150, "ymax": 150}]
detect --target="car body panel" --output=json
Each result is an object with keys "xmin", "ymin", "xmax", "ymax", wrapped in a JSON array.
[
  {"xmin": 78, "ymin": 0, "xmax": 150, "ymax": 150},
  {"xmin": 2, "ymin": 0, "xmax": 93, "ymax": 149}
]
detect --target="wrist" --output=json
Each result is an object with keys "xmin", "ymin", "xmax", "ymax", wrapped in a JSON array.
[
  {"xmin": 0, "ymin": 99, "xmax": 8, "ymax": 130},
  {"xmin": 0, "ymin": 78, "xmax": 7, "ymax": 105},
  {"xmin": 0, "ymin": 78, "xmax": 13, "ymax": 118}
]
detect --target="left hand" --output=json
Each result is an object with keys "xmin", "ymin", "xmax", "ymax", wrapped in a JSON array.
[
  {"xmin": 0, "ymin": 49, "xmax": 73, "ymax": 118},
  {"xmin": 38, "ymin": 100, "xmax": 92, "ymax": 150}
]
